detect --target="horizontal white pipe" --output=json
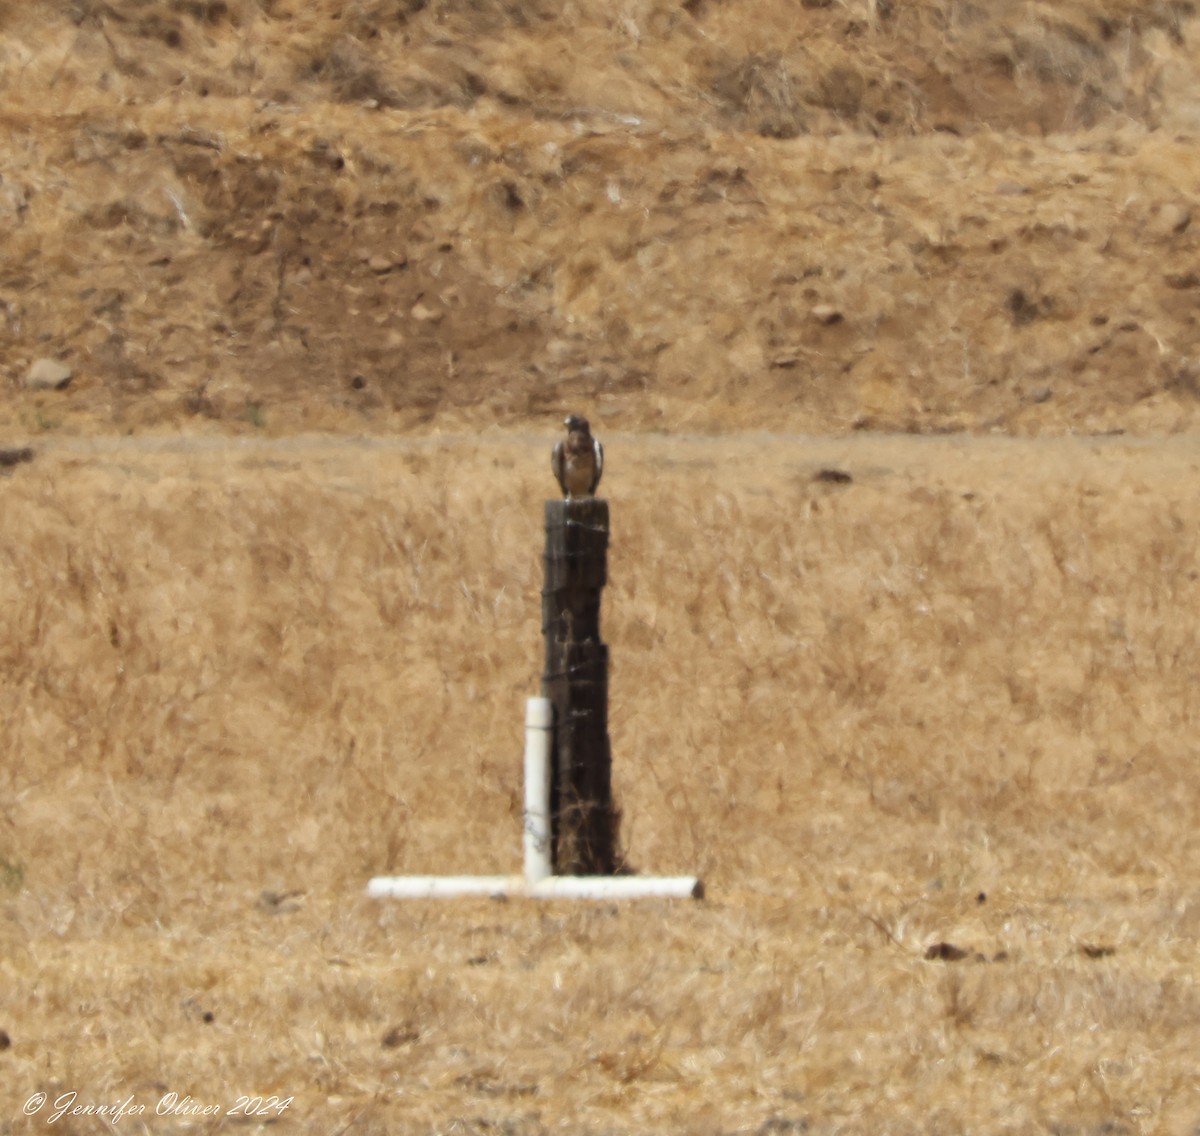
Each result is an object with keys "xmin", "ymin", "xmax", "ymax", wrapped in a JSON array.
[
  {"xmin": 529, "ymin": 875, "xmax": 703, "ymax": 900},
  {"xmin": 366, "ymin": 875, "xmax": 522, "ymax": 899},
  {"xmin": 366, "ymin": 874, "xmax": 703, "ymax": 900},
  {"xmin": 523, "ymin": 697, "xmax": 553, "ymax": 885}
]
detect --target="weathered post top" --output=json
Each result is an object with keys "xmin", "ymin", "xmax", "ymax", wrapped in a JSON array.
[{"xmin": 542, "ymin": 497, "xmax": 608, "ymax": 643}]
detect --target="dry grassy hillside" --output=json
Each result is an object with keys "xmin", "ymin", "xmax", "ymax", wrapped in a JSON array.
[
  {"xmin": 6, "ymin": 2, "xmax": 1200, "ymax": 1133},
  {"xmin": 3, "ymin": 0, "xmax": 1200, "ymax": 435}
]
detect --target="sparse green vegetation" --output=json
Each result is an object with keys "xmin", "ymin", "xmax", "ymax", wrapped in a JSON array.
[{"xmin": 0, "ymin": 858, "xmax": 22, "ymax": 892}]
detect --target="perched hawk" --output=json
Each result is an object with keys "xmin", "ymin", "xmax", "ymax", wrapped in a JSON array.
[{"xmin": 551, "ymin": 414, "xmax": 603, "ymax": 499}]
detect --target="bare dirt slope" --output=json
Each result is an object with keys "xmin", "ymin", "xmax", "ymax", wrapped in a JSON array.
[{"xmin": 4, "ymin": 0, "xmax": 1200, "ymax": 436}]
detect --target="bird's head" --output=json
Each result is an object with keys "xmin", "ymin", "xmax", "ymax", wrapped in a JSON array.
[{"xmin": 564, "ymin": 414, "xmax": 590, "ymax": 434}]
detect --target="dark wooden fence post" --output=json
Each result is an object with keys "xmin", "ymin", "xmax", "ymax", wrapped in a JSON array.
[{"xmin": 541, "ymin": 498, "xmax": 618, "ymax": 875}]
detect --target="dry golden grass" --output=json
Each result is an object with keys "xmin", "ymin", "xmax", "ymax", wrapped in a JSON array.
[{"xmin": 4, "ymin": 432, "xmax": 1200, "ymax": 1132}]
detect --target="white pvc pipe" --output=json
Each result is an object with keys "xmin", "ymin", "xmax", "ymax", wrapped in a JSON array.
[
  {"xmin": 364, "ymin": 695, "xmax": 704, "ymax": 902},
  {"xmin": 366, "ymin": 875, "xmax": 521, "ymax": 899},
  {"xmin": 366, "ymin": 874, "xmax": 702, "ymax": 900},
  {"xmin": 523, "ymin": 697, "xmax": 553, "ymax": 885},
  {"xmin": 530, "ymin": 875, "xmax": 704, "ymax": 900}
]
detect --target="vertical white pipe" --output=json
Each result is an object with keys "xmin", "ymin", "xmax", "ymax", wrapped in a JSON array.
[{"xmin": 523, "ymin": 697, "xmax": 554, "ymax": 884}]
